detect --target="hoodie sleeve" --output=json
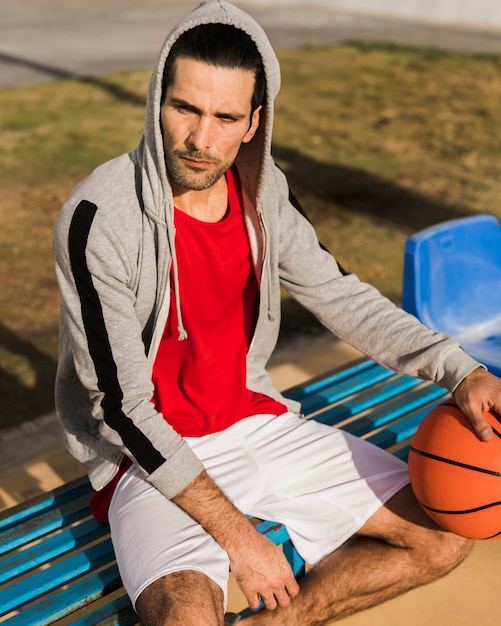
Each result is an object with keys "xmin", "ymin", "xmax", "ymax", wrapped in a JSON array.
[
  {"xmin": 54, "ymin": 194, "xmax": 204, "ymax": 499},
  {"xmin": 272, "ymin": 165, "xmax": 482, "ymax": 392}
]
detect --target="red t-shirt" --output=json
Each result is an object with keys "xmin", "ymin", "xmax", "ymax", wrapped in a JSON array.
[
  {"xmin": 90, "ymin": 167, "xmax": 286, "ymax": 521},
  {"xmin": 152, "ymin": 166, "xmax": 286, "ymax": 436}
]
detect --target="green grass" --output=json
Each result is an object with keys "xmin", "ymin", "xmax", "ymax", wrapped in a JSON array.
[
  {"xmin": 273, "ymin": 43, "xmax": 501, "ymax": 299},
  {"xmin": 2, "ymin": 42, "xmax": 501, "ymax": 427}
]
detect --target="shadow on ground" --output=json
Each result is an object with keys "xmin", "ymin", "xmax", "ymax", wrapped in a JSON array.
[
  {"xmin": 274, "ymin": 144, "xmax": 473, "ymax": 234},
  {"xmin": 0, "ymin": 51, "xmax": 145, "ymax": 104},
  {"xmin": 0, "ymin": 323, "xmax": 57, "ymax": 430}
]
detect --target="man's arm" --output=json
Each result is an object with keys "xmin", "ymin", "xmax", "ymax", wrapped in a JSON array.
[
  {"xmin": 454, "ymin": 367, "xmax": 501, "ymax": 441},
  {"xmin": 173, "ymin": 470, "xmax": 300, "ymax": 610}
]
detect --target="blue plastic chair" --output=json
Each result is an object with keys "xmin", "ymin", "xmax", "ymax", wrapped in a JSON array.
[{"xmin": 402, "ymin": 214, "xmax": 501, "ymax": 377}]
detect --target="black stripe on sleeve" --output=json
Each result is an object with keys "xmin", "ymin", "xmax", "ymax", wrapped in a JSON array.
[{"xmin": 68, "ymin": 200, "xmax": 166, "ymax": 474}]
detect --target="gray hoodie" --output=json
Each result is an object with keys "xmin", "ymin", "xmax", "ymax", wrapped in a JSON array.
[{"xmin": 53, "ymin": 0, "xmax": 480, "ymax": 500}]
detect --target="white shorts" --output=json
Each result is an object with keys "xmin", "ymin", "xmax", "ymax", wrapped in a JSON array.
[{"xmin": 109, "ymin": 412, "xmax": 409, "ymax": 608}]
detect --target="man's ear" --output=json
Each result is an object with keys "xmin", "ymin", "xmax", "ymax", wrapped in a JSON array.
[{"xmin": 243, "ymin": 105, "xmax": 262, "ymax": 144}]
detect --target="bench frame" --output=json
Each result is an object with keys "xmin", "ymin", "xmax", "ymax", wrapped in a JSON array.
[{"xmin": 0, "ymin": 358, "xmax": 449, "ymax": 624}]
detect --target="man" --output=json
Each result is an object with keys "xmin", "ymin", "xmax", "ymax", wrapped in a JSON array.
[{"xmin": 53, "ymin": 2, "xmax": 501, "ymax": 625}]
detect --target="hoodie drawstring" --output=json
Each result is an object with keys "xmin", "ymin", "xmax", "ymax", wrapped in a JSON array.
[{"xmin": 171, "ymin": 226, "xmax": 188, "ymax": 341}]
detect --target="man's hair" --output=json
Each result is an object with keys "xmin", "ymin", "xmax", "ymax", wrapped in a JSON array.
[{"xmin": 162, "ymin": 23, "xmax": 266, "ymax": 114}]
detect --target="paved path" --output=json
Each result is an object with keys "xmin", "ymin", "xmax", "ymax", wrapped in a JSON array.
[{"xmin": 2, "ymin": 0, "xmax": 501, "ymax": 89}]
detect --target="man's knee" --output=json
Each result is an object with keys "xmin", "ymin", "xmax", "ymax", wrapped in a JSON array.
[
  {"xmin": 392, "ymin": 485, "xmax": 474, "ymax": 577},
  {"xmin": 393, "ymin": 484, "xmax": 475, "ymax": 574},
  {"xmin": 135, "ymin": 570, "xmax": 225, "ymax": 626},
  {"xmin": 423, "ymin": 528, "xmax": 474, "ymax": 578},
  {"xmin": 360, "ymin": 484, "xmax": 474, "ymax": 576}
]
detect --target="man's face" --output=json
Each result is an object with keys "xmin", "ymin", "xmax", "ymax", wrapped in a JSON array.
[{"xmin": 161, "ymin": 57, "xmax": 261, "ymax": 192}]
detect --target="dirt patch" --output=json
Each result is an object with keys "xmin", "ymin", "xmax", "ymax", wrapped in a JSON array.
[{"xmin": 0, "ymin": 174, "xmax": 81, "ymax": 427}]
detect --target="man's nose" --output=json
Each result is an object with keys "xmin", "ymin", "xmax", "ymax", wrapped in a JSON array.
[{"xmin": 188, "ymin": 116, "xmax": 213, "ymax": 150}]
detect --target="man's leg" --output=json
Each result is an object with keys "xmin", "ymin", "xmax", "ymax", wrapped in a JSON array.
[
  {"xmin": 108, "ymin": 465, "xmax": 231, "ymax": 626},
  {"xmin": 241, "ymin": 484, "xmax": 473, "ymax": 626},
  {"xmin": 135, "ymin": 570, "xmax": 225, "ymax": 626}
]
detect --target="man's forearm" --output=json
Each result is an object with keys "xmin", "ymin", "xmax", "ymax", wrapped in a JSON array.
[
  {"xmin": 172, "ymin": 469, "xmax": 256, "ymax": 550},
  {"xmin": 172, "ymin": 469, "xmax": 300, "ymax": 609}
]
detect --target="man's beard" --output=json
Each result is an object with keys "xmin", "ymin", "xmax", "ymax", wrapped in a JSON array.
[{"xmin": 166, "ymin": 149, "xmax": 229, "ymax": 191}]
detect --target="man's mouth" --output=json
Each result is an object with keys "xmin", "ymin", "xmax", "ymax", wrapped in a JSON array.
[
  {"xmin": 184, "ymin": 158, "xmax": 211, "ymax": 168},
  {"xmin": 179, "ymin": 153, "xmax": 217, "ymax": 169}
]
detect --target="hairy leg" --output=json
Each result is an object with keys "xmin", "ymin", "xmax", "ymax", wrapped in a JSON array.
[
  {"xmin": 135, "ymin": 569, "xmax": 225, "ymax": 626},
  {"xmin": 241, "ymin": 484, "xmax": 473, "ymax": 626}
]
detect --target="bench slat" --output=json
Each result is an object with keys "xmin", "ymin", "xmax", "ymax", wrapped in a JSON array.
[
  {"xmin": 367, "ymin": 402, "xmax": 444, "ymax": 449},
  {"xmin": 3, "ymin": 564, "xmax": 122, "ymax": 626},
  {"xmin": 0, "ymin": 539, "xmax": 115, "ymax": 615},
  {"xmin": 313, "ymin": 374, "xmax": 422, "ymax": 425},
  {"xmin": 0, "ymin": 517, "xmax": 107, "ymax": 584},
  {"xmin": 342, "ymin": 383, "xmax": 449, "ymax": 438},
  {"xmin": 0, "ymin": 494, "xmax": 92, "ymax": 557},
  {"xmin": 253, "ymin": 519, "xmax": 292, "ymax": 544},
  {"xmin": 0, "ymin": 478, "xmax": 91, "ymax": 533},
  {"xmin": 287, "ymin": 358, "xmax": 376, "ymax": 400},
  {"xmin": 294, "ymin": 362, "xmax": 394, "ymax": 414},
  {"xmin": 69, "ymin": 593, "xmax": 138, "ymax": 626}
]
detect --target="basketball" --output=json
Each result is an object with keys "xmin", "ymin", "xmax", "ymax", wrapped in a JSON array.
[{"xmin": 408, "ymin": 401, "xmax": 501, "ymax": 540}]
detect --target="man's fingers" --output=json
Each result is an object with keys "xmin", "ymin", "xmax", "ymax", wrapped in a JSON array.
[
  {"xmin": 230, "ymin": 530, "xmax": 301, "ymax": 611},
  {"xmin": 469, "ymin": 413, "xmax": 494, "ymax": 442},
  {"xmin": 243, "ymin": 577, "xmax": 300, "ymax": 612},
  {"xmin": 260, "ymin": 593, "xmax": 278, "ymax": 611},
  {"xmin": 286, "ymin": 578, "xmax": 300, "ymax": 599},
  {"xmin": 453, "ymin": 367, "xmax": 501, "ymax": 442},
  {"xmin": 269, "ymin": 575, "xmax": 301, "ymax": 609},
  {"xmin": 247, "ymin": 593, "xmax": 261, "ymax": 610},
  {"xmin": 259, "ymin": 584, "xmax": 298, "ymax": 611},
  {"xmin": 275, "ymin": 585, "xmax": 295, "ymax": 608}
]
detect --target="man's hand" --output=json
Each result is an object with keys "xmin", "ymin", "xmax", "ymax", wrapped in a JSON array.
[
  {"xmin": 173, "ymin": 470, "xmax": 300, "ymax": 610},
  {"xmin": 226, "ymin": 526, "xmax": 300, "ymax": 610},
  {"xmin": 454, "ymin": 367, "xmax": 501, "ymax": 441}
]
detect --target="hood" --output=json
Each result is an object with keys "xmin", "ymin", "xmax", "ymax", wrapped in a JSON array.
[{"xmin": 137, "ymin": 0, "xmax": 281, "ymax": 224}]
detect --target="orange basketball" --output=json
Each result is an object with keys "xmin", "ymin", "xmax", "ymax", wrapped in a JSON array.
[{"xmin": 408, "ymin": 401, "xmax": 501, "ymax": 540}]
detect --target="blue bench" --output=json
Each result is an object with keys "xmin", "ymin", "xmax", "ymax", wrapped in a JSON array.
[{"xmin": 0, "ymin": 358, "xmax": 449, "ymax": 624}]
